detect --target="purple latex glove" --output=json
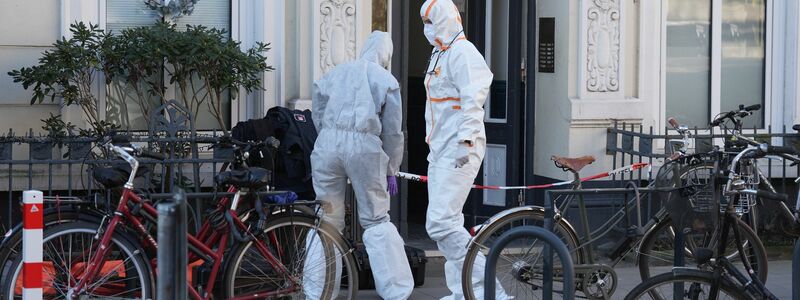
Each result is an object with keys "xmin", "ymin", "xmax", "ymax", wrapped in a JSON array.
[{"xmin": 387, "ymin": 176, "xmax": 399, "ymax": 196}]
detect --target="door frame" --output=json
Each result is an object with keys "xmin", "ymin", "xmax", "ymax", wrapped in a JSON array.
[
  {"xmin": 389, "ymin": 0, "xmax": 537, "ymax": 234},
  {"xmin": 463, "ymin": 0, "xmax": 529, "ymax": 226}
]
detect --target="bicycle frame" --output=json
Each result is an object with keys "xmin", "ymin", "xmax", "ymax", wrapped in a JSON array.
[
  {"xmin": 468, "ymin": 161, "xmax": 655, "ymax": 266},
  {"xmin": 67, "ymin": 145, "xmax": 301, "ymax": 300},
  {"xmin": 702, "ymin": 144, "xmax": 800, "ymax": 299}
]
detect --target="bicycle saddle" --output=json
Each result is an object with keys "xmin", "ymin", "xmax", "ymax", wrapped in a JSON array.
[
  {"xmin": 551, "ymin": 155, "xmax": 596, "ymax": 173},
  {"xmin": 215, "ymin": 167, "xmax": 271, "ymax": 189}
]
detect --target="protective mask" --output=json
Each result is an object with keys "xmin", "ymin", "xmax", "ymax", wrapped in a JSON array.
[{"xmin": 424, "ymin": 23, "xmax": 437, "ymax": 47}]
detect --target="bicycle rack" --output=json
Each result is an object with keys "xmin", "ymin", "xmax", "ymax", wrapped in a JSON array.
[
  {"xmin": 794, "ymin": 237, "xmax": 799, "ymax": 300},
  {"xmin": 483, "ymin": 225, "xmax": 575, "ymax": 300}
]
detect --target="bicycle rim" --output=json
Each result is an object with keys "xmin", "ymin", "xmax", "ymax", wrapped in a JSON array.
[
  {"xmin": 462, "ymin": 209, "xmax": 582, "ymax": 300},
  {"xmin": 2, "ymin": 222, "xmax": 152, "ymax": 300},
  {"xmin": 224, "ymin": 214, "xmax": 358, "ymax": 300},
  {"xmin": 626, "ymin": 270, "xmax": 748, "ymax": 300},
  {"xmin": 637, "ymin": 217, "xmax": 767, "ymax": 283}
]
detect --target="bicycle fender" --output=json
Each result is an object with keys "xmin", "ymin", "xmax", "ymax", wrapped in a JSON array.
[
  {"xmin": 0, "ymin": 223, "xmax": 22, "ymax": 251},
  {"xmin": 468, "ymin": 206, "xmax": 545, "ymax": 243}
]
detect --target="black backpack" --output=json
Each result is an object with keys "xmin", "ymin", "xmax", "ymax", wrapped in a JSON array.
[
  {"xmin": 230, "ymin": 118, "xmax": 277, "ymax": 171},
  {"xmin": 265, "ymin": 107, "xmax": 317, "ymax": 200}
]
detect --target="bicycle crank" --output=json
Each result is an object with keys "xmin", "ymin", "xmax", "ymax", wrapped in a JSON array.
[{"xmin": 574, "ymin": 264, "xmax": 617, "ymax": 300}]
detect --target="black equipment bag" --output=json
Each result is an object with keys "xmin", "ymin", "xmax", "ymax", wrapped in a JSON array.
[{"xmin": 265, "ymin": 107, "xmax": 318, "ymax": 200}]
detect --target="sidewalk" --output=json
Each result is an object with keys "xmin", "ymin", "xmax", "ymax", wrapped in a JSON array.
[{"xmin": 356, "ymin": 257, "xmax": 795, "ymax": 299}]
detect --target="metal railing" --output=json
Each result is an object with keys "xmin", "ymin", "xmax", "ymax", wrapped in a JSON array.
[
  {"xmin": 0, "ymin": 100, "xmax": 237, "ymax": 229},
  {"xmin": 0, "ymin": 132, "xmax": 236, "ymax": 228},
  {"xmin": 607, "ymin": 121, "xmax": 800, "ymax": 238},
  {"xmin": 607, "ymin": 121, "xmax": 800, "ymax": 182}
]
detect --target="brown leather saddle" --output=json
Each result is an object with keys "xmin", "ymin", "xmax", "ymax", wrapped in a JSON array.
[{"xmin": 551, "ymin": 155, "xmax": 596, "ymax": 173}]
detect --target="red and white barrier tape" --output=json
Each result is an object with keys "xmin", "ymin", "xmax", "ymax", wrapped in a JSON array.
[
  {"xmin": 397, "ymin": 162, "xmax": 650, "ymax": 190},
  {"xmin": 22, "ymin": 190, "xmax": 43, "ymax": 300}
]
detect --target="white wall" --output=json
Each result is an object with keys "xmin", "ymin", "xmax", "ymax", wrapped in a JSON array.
[
  {"xmin": 0, "ymin": 0, "xmax": 62, "ymax": 135},
  {"xmin": 533, "ymin": 0, "xmax": 573, "ymax": 180},
  {"xmin": 535, "ymin": 0, "xmax": 648, "ymax": 180}
]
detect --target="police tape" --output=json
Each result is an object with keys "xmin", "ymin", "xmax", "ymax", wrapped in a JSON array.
[{"xmin": 396, "ymin": 162, "xmax": 650, "ymax": 190}]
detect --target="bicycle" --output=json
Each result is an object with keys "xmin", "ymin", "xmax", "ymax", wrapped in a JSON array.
[
  {"xmin": 624, "ymin": 130, "xmax": 800, "ymax": 299},
  {"xmin": 460, "ymin": 114, "xmax": 768, "ymax": 299},
  {"xmin": 0, "ymin": 135, "xmax": 359, "ymax": 299}
]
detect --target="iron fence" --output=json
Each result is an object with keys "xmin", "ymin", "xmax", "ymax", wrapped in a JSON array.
[
  {"xmin": 606, "ymin": 121, "xmax": 800, "ymax": 240},
  {"xmin": 0, "ymin": 100, "xmax": 236, "ymax": 229}
]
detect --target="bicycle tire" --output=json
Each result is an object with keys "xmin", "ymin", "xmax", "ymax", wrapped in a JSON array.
[
  {"xmin": 625, "ymin": 268, "xmax": 748, "ymax": 300},
  {"xmin": 0, "ymin": 221, "xmax": 154, "ymax": 300},
  {"xmin": 0, "ymin": 206, "xmax": 104, "ymax": 292},
  {"xmin": 461, "ymin": 208, "xmax": 583, "ymax": 300},
  {"xmin": 637, "ymin": 216, "xmax": 768, "ymax": 283},
  {"xmin": 223, "ymin": 213, "xmax": 359, "ymax": 300}
]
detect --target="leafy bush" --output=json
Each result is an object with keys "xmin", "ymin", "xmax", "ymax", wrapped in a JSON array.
[
  {"xmin": 8, "ymin": 23, "xmax": 107, "ymax": 128},
  {"xmin": 9, "ymin": 21, "xmax": 273, "ymax": 133}
]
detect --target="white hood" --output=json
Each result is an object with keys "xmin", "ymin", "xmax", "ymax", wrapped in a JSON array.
[
  {"xmin": 359, "ymin": 31, "xmax": 393, "ymax": 69},
  {"xmin": 420, "ymin": 0, "xmax": 464, "ymax": 50}
]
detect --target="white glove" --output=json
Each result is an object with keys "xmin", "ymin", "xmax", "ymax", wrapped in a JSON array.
[{"xmin": 454, "ymin": 141, "xmax": 472, "ymax": 168}]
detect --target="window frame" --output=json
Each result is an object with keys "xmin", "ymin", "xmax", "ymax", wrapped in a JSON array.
[
  {"xmin": 97, "ymin": 0, "xmax": 241, "ymax": 132},
  {"xmin": 659, "ymin": 0, "xmax": 774, "ymax": 132}
]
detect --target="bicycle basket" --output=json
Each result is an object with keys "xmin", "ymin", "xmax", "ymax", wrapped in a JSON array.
[
  {"xmin": 655, "ymin": 153, "xmax": 720, "ymax": 233},
  {"xmin": 724, "ymin": 158, "xmax": 759, "ymax": 214}
]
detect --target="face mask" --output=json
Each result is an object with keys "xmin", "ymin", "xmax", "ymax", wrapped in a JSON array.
[{"xmin": 424, "ymin": 23, "xmax": 437, "ymax": 47}]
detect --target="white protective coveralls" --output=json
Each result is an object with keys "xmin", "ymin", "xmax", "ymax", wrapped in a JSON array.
[
  {"xmin": 306, "ymin": 31, "xmax": 414, "ymax": 300},
  {"xmin": 420, "ymin": 1, "xmax": 507, "ymax": 299}
]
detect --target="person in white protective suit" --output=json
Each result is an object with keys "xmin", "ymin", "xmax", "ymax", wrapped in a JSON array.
[
  {"xmin": 305, "ymin": 31, "xmax": 414, "ymax": 300},
  {"xmin": 419, "ymin": 1, "xmax": 508, "ymax": 299}
]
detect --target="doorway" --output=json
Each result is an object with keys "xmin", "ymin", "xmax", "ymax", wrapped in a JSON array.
[{"xmin": 393, "ymin": 0, "xmax": 534, "ymax": 240}]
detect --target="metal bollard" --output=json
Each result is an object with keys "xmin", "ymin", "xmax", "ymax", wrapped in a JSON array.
[
  {"xmin": 484, "ymin": 226, "xmax": 575, "ymax": 300},
  {"xmin": 157, "ymin": 188, "xmax": 188, "ymax": 300},
  {"xmin": 22, "ymin": 190, "xmax": 43, "ymax": 300},
  {"xmin": 793, "ymin": 237, "xmax": 799, "ymax": 300}
]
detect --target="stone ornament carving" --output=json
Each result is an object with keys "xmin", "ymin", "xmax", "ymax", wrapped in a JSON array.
[
  {"xmin": 320, "ymin": 0, "xmax": 357, "ymax": 73},
  {"xmin": 585, "ymin": 0, "xmax": 620, "ymax": 92}
]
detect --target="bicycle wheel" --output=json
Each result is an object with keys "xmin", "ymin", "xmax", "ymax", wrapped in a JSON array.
[
  {"xmin": 625, "ymin": 269, "xmax": 748, "ymax": 300},
  {"xmin": 0, "ymin": 206, "xmax": 104, "ymax": 284},
  {"xmin": 461, "ymin": 208, "xmax": 584, "ymax": 300},
  {"xmin": 0, "ymin": 221, "xmax": 153, "ymax": 300},
  {"xmin": 637, "ymin": 216, "xmax": 767, "ymax": 283},
  {"xmin": 224, "ymin": 213, "xmax": 358, "ymax": 300}
]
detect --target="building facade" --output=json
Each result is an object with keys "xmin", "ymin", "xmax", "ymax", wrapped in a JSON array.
[{"xmin": 1, "ymin": 0, "xmax": 799, "ymax": 233}]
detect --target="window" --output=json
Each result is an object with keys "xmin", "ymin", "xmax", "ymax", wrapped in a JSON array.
[
  {"xmin": 105, "ymin": 0, "xmax": 232, "ymax": 131},
  {"xmin": 665, "ymin": 0, "xmax": 766, "ymax": 128}
]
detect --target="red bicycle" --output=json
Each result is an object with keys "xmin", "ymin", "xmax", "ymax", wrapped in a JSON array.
[{"xmin": 1, "ymin": 136, "xmax": 358, "ymax": 299}]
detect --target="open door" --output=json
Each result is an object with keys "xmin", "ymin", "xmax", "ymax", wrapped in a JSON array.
[
  {"xmin": 463, "ymin": 0, "xmax": 527, "ymax": 226},
  {"xmin": 393, "ymin": 0, "xmax": 533, "ymax": 234}
]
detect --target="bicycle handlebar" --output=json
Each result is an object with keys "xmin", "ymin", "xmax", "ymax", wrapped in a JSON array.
[
  {"xmin": 217, "ymin": 136, "xmax": 280, "ymax": 150},
  {"xmin": 740, "ymin": 189, "xmax": 789, "ymax": 202},
  {"xmin": 711, "ymin": 104, "xmax": 762, "ymax": 127}
]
